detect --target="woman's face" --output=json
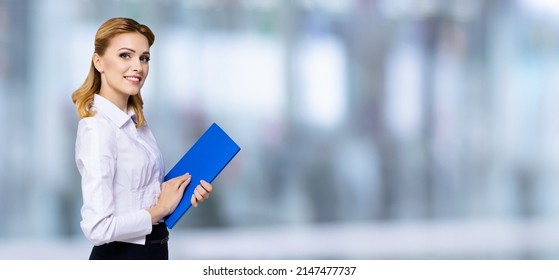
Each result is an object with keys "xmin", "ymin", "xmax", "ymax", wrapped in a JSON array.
[{"xmin": 94, "ymin": 32, "xmax": 150, "ymax": 100}]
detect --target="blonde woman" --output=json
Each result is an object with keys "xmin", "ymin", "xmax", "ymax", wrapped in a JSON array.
[{"xmin": 72, "ymin": 17, "xmax": 212, "ymax": 260}]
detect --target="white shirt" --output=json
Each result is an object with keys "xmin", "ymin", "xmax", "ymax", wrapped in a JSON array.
[{"xmin": 75, "ymin": 94, "xmax": 164, "ymax": 246}]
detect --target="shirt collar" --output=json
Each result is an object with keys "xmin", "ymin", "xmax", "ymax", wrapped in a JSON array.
[{"xmin": 92, "ymin": 94, "xmax": 135, "ymax": 128}]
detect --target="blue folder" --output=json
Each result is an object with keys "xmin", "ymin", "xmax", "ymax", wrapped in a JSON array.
[{"xmin": 163, "ymin": 123, "xmax": 241, "ymax": 229}]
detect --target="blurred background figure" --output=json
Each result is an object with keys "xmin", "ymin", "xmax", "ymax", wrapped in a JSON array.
[{"xmin": 2, "ymin": 0, "xmax": 559, "ymax": 259}]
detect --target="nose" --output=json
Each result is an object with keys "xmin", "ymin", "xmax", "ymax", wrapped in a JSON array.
[{"xmin": 131, "ymin": 58, "xmax": 142, "ymax": 72}]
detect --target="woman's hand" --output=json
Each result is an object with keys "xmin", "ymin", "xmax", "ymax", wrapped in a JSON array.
[
  {"xmin": 191, "ymin": 180, "xmax": 213, "ymax": 207},
  {"xmin": 147, "ymin": 172, "xmax": 190, "ymax": 224}
]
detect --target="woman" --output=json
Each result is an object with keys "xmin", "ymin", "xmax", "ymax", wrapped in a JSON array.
[{"xmin": 72, "ymin": 17, "xmax": 212, "ymax": 260}]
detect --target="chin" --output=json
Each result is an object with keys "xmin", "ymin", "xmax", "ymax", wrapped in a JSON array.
[{"xmin": 124, "ymin": 89, "xmax": 142, "ymax": 96}]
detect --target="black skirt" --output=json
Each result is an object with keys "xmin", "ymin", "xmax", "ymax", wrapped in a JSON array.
[{"xmin": 89, "ymin": 223, "xmax": 169, "ymax": 260}]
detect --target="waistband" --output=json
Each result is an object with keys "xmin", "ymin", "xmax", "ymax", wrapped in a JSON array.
[
  {"xmin": 147, "ymin": 236, "xmax": 169, "ymax": 245},
  {"xmin": 146, "ymin": 223, "xmax": 169, "ymax": 245}
]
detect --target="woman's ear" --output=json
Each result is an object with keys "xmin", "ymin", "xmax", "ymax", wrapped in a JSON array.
[{"xmin": 93, "ymin": 53, "xmax": 103, "ymax": 73}]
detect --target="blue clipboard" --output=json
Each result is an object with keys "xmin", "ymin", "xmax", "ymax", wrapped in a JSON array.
[{"xmin": 163, "ymin": 123, "xmax": 240, "ymax": 229}]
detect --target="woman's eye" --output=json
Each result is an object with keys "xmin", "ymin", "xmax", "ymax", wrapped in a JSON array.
[
  {"xmin": 119, "ymin": 53, "xmax": 130, "ymax": 59},
  {"xmin": 140, "ymin": 56, "xmax": 151, "ymax": 62}
]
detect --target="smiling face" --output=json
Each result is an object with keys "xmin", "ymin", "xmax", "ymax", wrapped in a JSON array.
[{"xmin": 93, "ymin": 32, "xmax": 151, "ymax": 111}]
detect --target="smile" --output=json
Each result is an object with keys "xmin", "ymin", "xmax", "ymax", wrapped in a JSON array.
[{"xmin": 124, "ymin": 76, "xmax": 142, "ymax": 83}]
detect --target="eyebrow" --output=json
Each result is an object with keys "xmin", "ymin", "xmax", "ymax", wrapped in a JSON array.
[{"xmin": 118, "ymin": 47, "xmax": 150, "ymax": 55}]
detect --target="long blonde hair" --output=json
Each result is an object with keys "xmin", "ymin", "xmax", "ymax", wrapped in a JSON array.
[{"xmin": 71, "ymin": 17, "xmax": 155, "ymax": 128}]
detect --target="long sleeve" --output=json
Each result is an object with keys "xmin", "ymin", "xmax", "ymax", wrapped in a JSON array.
[{"xmin": 76, "ymin": 117, "xmax": 152, "ymax": 246}]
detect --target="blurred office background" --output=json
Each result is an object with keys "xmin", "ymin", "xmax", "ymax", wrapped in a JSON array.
[{"xmin": 2, "ymin": 0, "xmax": 559, "ymax": 259}]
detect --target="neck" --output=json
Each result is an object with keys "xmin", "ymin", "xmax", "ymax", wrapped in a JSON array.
[{"xmin": 99, "ymin": 91, "xmax": 129, "ymax": 113}]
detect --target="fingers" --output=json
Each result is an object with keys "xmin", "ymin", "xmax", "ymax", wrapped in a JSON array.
[
  {"xmin": 191, "ymin": 187, "xmax": 204, "ymax": 208},
  {"xmin": 161, "ymin": 173, "xmax": 190, "ymax": 200},
  {"xmin": 157, "ymin": 173, "xmax": 192, "ymax": 216},
  {"xmin": 191, "ymin": 191, "xmax": 199, "ymax": 208},
  {"xmin": 167, "ymin": 173, "xmax": 190, "ymax": 189},
  {"xmin": 191, "ymin": 180, "xmax": 213, "ymax": 207},
  {"xmin": 177, "ymin": 172, "xmax": 191, "ymax": 185},
  {"xmin": 177, "ymin": 174, "xmax": 191, "ymax": 191},
  {"xmin": 199, "ymin": 180, "xmax": 213, "ymax": 193}
]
